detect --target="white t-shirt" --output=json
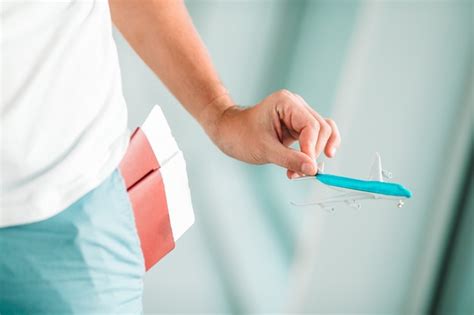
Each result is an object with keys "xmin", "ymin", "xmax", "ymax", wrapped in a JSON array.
[{"xmin": 0, "ymin": 0, "xmax": 130, "ymax": 227}]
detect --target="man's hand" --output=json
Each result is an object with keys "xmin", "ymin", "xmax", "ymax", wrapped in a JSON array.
[
  {"xmin": 204, "ymin": 90, "xmax": 341, "ymax": 179},
  {"xmin": 109, "ymin": 1, "xmax": 341, "ymax": 177}
]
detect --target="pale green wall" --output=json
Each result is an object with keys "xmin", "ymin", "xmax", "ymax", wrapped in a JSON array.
[
  {"xmin": 286, "ymin": 1, "xmax": 472, "ymax": 313},
  {"xmin": 437, "ymin": 170, "xmax": 474, "ymax": 314}
]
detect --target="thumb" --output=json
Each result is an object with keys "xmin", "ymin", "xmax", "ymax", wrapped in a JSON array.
[{"xmin": 267, "ymin": 143, "xmax": 317, "ymax": 175}]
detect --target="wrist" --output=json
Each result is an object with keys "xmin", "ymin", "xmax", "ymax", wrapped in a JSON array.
[{"xmin": 197, "ymin": 93, "xmax": 236, "ymax": 141}]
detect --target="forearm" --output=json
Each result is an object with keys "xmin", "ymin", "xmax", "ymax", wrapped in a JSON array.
[{"xmin": 109, "ymin": 0, "xmax": 233, "ymax": 136}]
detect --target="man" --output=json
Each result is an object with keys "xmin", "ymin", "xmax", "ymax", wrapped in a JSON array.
[{"xmin": 0, "ymin": 0, "xmax": 341, "ymax": 313}]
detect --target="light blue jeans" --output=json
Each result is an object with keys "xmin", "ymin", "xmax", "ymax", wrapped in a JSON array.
[{"xmin": 0, "ymin": 170, "xmax": 145, "ymax": 314}]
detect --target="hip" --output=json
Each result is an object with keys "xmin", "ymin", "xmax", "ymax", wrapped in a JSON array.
[{"xmin": 0, "ymin": 169, "xmax": 144, "ymax": 314}]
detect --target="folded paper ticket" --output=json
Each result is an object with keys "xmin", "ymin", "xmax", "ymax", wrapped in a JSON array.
[{"xmin": 119, "ymin": 105, "xmax": 194, "ymax": 271}]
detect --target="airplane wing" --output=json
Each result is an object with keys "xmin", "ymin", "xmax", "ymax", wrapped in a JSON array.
[{"xmin": 290, "ymin": 191, "xmax": 372, "ymax": 207}]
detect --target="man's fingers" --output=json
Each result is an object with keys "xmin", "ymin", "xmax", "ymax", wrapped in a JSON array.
[
  {"xmin": 287, "ymin": 170, "xmax": 295, "ymax": 179},
  {"xmin": 314, "ymin": 119, "xmax": 331, "ymax": 159},
  {"xmin": 268, "ymin": 143, "xmax": 316, "ymax": 176},
  {"xmin": 324, "ymin": 118, "xmax": 341, "ymax": 157},
  {"xmin": 270, "ymin": 90, "xmax": 340, "ymax": 176},
  {"xmin": 293, "ymin": 93, "xmax": 335, "ymax": 159},
  {"xmin": 276, "ymin": 92, "xmax": 319, "ymax": 162},
  {"xmin": 287, "ymin": 170, "xmax": 300, "ymax": 179},
  {"xmin": 287, "ymin": 169, "xmax": 307, "ymax": 179},
  {"xmin": 298, "ymin": 124, "xmax": 318, "ymax": 161},
  {"xmin": 283, "ymin": 93, "xmax": 320, "ymax": 161}
]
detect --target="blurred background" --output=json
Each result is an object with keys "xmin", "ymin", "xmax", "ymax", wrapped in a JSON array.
[{"xmin": 113, "ymin": 0, "xmax": 473, "ymax": 313}]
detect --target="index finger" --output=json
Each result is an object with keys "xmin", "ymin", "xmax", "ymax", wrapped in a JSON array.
[{"xmin": 324, "ymin": 118, "xmax": 341, "ymax": 157}]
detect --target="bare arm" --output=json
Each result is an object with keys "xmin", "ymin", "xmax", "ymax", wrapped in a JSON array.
[
  {"xmin": 109, "ymin": 0, "xmax": 230, "ymax": 132},
  {"xmin": 109, "ymin": 0, "xmax": 341, "ymax": 178}
]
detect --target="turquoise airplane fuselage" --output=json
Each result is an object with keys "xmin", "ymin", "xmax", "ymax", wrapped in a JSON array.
[{"xmin": 315, "ymin": 173, "xmax": 412, "ymax": 198}]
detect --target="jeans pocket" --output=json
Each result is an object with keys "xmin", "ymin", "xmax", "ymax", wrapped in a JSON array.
[{"xmin": 114, "ymin": 168, "xmax": 146, "ymax": 274}]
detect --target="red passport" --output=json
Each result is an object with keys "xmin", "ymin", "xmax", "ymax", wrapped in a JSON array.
[{"xmin": 119, "ymin": 106, "xmax": 194, "ymax": 271}]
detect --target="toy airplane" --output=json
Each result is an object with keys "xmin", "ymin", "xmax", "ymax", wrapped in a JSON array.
[{"xmin": 291, "ymin": 153, "xmax": 412, "ymax": 211}]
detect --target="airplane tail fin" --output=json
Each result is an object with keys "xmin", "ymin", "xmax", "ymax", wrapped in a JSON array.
[
  {"xmin": 318, "ymin": 162, "xmax": 325, "ymax": 174},
  {"xmin": 368, "ymin": 152, "xmax": 383, "ymax": 181}
]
